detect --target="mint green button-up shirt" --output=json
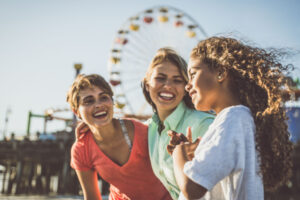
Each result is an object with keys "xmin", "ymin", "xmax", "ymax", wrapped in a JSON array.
[{"xmin": 148, "ymin": 101, "xmax": 214, "ymax": 200}]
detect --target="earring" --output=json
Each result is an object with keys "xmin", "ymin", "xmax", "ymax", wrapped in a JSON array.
[{"xmin": 217, "ymin": 75, "xmax": 222, "ymax": 80}]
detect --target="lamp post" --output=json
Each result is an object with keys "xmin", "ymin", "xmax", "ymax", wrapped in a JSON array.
[
  {"xmin": 2, "ymin": 107, "xmax": 11, "ymax": 140},
  {"xmin": 74, "ymin": 63, "xmax": 82, "ymax": 76}
]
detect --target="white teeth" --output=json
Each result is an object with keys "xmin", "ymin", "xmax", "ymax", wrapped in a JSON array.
[
  {"xmin": 160, "ymin": 92, "xmax": 174, "ymax": 98},
  {"xmin": 94, "ymin": 111, "xmax": 106, "ymax": 117}
]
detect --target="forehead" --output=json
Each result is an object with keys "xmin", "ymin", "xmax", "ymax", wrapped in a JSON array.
[
  {"xmin": 188, "ymin": 58, "xmax": 202, "ymax": 70},
  {"xmin": 152, "ymin": 62, "xmax": 181, "ymax": 75},
  {"xmin": 78, "ymin": 86, "xmax": 104, "ymax": 98}
]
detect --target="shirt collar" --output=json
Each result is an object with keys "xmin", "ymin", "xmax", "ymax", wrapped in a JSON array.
[
  {"xmin": 151, "ymin": 101, "xmax": 187, "ymax": 131},
  {"xmin": 152, "ymin": 111, "xmax": 161, "ymax": 125}
]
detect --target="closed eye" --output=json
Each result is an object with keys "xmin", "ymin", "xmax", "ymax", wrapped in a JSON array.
[
  {"xmin": 155, "ymin": 77, "xmax": 166, "ymax": 82},
  {"xmin": 174, "ymin": 79, "xmax": 184, "ymax": 84},
  {"xmin": 100, "ymin": 95, "xmax": 110, "ymax": 102},
  {"xmin": 82, "ymin": 97, "xmax": 94, "ymax": 105},
  {"xmin": 190, "ymin": 72, "xmax": 196, "ymax": 80}
]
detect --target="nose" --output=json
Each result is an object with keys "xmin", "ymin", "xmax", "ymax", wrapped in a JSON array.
[
  {"xmin": 185, "ymin": 82, "xmax": 192, "ymax": 92},
  {"xmin": 163, "ymin": 79, "xmax": 173, "ymax": 88},
  {"xmin": 95, "ymin": 98, "xmax": 103, "ymax": 107},
  {"xmin": 95, "ymin": 101, "xmax": 101, "ymax": 108}
]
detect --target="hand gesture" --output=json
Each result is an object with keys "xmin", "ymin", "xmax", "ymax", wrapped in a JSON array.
[
  {"xmin": 168, "ymin": 127, "xmax": 201, "ymax": 160},
  {"xmin": 177, "ymin": 137, "xmax": 200, "ymax": 161},
  {"xmin": 167, "ymin": 127, "xmax": 193, "ymax": 155},
  {"xmin": 75, "ymin": 121, "xmax": 90, "ymax": 140}
]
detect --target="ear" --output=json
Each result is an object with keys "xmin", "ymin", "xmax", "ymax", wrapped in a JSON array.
[
  {"xmin": 145, "ymin": 82, "xmax": 149, "ymax": 92},
  {"xmin": 217, "ymin": 68, "xmax": 228, "ymax": 82}
]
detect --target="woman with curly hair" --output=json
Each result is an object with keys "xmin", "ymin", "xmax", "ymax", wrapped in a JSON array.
[{"xmin": 168, "ymin": 36, "xmax": 293, "ymax": 199}]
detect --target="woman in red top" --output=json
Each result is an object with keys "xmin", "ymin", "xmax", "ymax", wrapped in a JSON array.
[{"xmin": 67, "ymin": 74, "xmax": 171, "ymax": 200}]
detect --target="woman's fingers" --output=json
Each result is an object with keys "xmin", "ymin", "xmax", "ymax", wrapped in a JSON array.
[
  {"xmin": 179, "ymin": 133, "xmax": 188, "ymax": 142},
  {"xmin": 166, "ymin": 144, "xmax": 175, "ymax": 155},
  {"xmin": 191, "ymin": 138, "xmax": 200, "ymax": 149},
  {"xmin": 186, "ymin": 126, "xmax": 192, "ymax": 142},
  {"xmin": 186, "ymin": 138, "xmax": 201, "ymax": 160},
  {"xmin": 167, "ymin": 130, "xmax": 177, "ymax": 137},
  {"xmin": 75, "ymin": 121, "xmax": 89, "ymax": 139},
  {"xmin": 170, "ymin": 135, "xmax": 180, "ymax": 145},
  {"xmin": 168, "ymin": 130, "xmax": 182, "ymax": 145},
  {"xmin": 167, "ymin": 130, "xmax": 187, "ymax": 154},
  {"xmin": 168, "ymin": 130, "xmax": 190, "ymax": 146}
]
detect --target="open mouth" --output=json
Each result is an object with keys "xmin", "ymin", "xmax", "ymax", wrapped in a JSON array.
[
  {"xmin": 93, "ymin": 111, "xmax": 108, "ymax": 119},
  {"xmin": 158, "ymin": 92, "xmax": 175, "ymax": 101}
]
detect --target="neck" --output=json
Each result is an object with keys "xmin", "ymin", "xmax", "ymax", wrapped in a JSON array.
[
  {"xmin": 213, "ymin": 88, "xmax": 241, "ymax": 114},
  {"xmin": 90, "ymin": 118, "xmax": 119, "ymax": 143},
  {"xmin": 157, "ymin": 108, "xmax": 175, "ymax": 122}
]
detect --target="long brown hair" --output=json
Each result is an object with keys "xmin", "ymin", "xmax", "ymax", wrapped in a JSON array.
[
  {"xmin": 191, "ymin": 37, "xmax": 293, "ymax": 191},
  {"xmin": 141, "ymin": 47, "xmax": 194, "ymax": 112}
]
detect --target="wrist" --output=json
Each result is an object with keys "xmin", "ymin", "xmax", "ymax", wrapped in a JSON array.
[{"xmin": 173, "ymin": 145, "xmax": 189, "ymax": 169}]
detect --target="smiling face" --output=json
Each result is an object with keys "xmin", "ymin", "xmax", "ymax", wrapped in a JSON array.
[
  {"xmin": 186, "ymin": 58, "xmax": 219, "ymax": 112},
  {"xmin": 76, "ymin": 86, "xmax": 114, "ymax": 129},
  {"xmin": 146, "ymin": 62, "xmax": 186, "ymax": 118}
]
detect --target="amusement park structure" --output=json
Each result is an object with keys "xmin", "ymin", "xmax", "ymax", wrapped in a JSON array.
[
  {"xmin": 0, "ymin": 64, "xmax": 83, "ymax": 195},
  {"xmin": 108, "ymin": 6, "xmax": 208, "ymax": 118},
  {"xmin": 0, "ymin": 5, "xmax": 299, "ymax": 199}
]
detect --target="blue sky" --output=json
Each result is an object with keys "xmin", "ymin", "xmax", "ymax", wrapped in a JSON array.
[{"xmin": 0, "ymin": 0, "xmax": 300, "ymax": 138}]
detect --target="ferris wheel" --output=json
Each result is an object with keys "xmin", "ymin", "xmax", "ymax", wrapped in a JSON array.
[{"xmin": 108, "ymin": 6, "xmax": 208, "ymax": 117}]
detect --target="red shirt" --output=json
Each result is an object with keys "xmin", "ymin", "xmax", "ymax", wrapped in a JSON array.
[{"xmin": 71, "ymin": 119, "xmax": 172, "ymax": 200}]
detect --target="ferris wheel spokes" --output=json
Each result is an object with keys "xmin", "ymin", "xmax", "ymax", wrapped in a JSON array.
[{"xmin": 108, "ymin": 6, "xmax": 208, "ymax": 116}]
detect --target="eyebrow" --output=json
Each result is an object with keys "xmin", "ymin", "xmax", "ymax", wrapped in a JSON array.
[
  {"xmin": 188, "ymin": 66, "xmax": 201, "ymax": 74},
  {"xmin": 157, "ymin": 73, "xmax": 183, "ymax": 79},
  {"xmin": 82, "ymin": 92, "xmax": 108, "ymax": 100}
]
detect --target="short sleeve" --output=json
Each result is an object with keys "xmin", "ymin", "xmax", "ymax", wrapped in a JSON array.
[
  {"xmin": 183, "ymin": 115, "xmax": 245, "ymax": 190},
  {"xmin": 70, "ymin": 141, "xmax": 92, "ymax": 171}
]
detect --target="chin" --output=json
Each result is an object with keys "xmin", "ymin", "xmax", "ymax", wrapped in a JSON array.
[
  {"xmin": 195, "ymin": 102, "xmax": 210, "ymax": 112},
  {"xmin": 159, "ymin": 102, "xmax": 178, "ymax": 110},
  {"xmin": 96, "ymin": 116, "xmax": 113, "ymax": 127},
  {"xmin": 95, "ymin": 121, "xmax": 110, "ymax": 128}
]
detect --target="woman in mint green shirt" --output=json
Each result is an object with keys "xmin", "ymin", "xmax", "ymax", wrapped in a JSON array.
[{"xmin": 141, "ymin": 48, "xmax": 214, "ymax": 199}]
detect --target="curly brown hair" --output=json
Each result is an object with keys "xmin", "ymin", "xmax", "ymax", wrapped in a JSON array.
[{"xmin": 190, "ymin": 36, "xmax": 293, "ymax": 191}]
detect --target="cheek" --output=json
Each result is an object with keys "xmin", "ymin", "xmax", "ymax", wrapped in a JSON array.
[
  {"xmin": 191, "ymin": 78, "xmax": 200, "ymax": 90},
  {"xmin": 177, "ymin": 84, "xmax": 186, "ymax": 96},
  {"xmin": 147, "ymin": 83, "xmax": 158, "ymax": 96},
  {"xmin": 106, "ymin": 100, "xmax": 114, "ymax": 110},
  {"xmin": 148, "ymin": 79, "xmax": 159, "ymax": 89},
  {"xmin": 77, "ymin": 107, "xmax": 88, "ymax": 119},
  {"xmin": 195, "ymin": 75, "xmax": 214, "ymax": 92}
]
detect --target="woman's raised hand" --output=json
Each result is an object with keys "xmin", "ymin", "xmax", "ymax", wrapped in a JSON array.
[
  {"xmin": 167, "ymin": 127, "xmax": 193, "ymax": 155},
  {"xmin": 75, "ymin": 121, "xmax": 90, "ymax": 140},
  {"xmin": 167, "ymin": 130, "xmax": 187, "ymax": 155},
  {"xmin": 167, "ymin": 127, "xmax": 201, "ymax": 160}
]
